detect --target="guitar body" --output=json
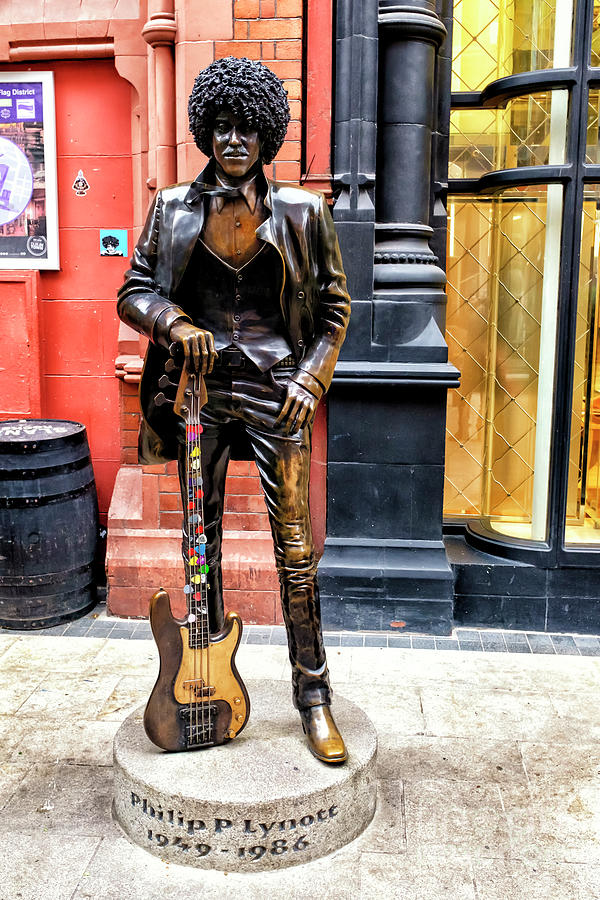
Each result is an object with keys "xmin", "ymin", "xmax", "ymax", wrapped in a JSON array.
[{"xmin": 144, "ymin": 589, "xmax": 250, "ymax": 752}]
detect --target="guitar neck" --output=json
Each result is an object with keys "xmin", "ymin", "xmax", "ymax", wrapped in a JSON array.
[{"xmin": 184, "ymin": 388, "xmax": 210, "ymax": 648}]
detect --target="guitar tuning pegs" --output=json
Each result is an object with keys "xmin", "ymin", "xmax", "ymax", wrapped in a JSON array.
[
  {"xmin": 165, "ymin": 358, "xmax": 178, "ymax": 374},
  {"xmin": 158, "ymin": 374, "xmax": 177, "ymax": 390},
  {"xmin": 169, "ymin": 341, "xmax": 184, "ymax": 361},
  {"xmin": 154, "ymin": 391, "xmax": 174, "ymax": 407}
]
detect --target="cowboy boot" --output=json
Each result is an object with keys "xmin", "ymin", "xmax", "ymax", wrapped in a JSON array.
[
  {"xmin": 299, "ymin": 702, "xmax": 348, "ymax": 765},
  {"xmin": 280, "ymin": 582, "xmax": 348, "ymax": 764}
]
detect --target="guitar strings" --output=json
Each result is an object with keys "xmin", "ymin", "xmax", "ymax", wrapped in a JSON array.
[
  {"xmin": 195, "ymin": 382, "xmax": 205, "ymax": 745},
  {"xmin": 186, "ymin": 403, "xmax": 200, "ymax": 746},
  {"xmin": 197, "ymin": 379, "xmax": 212, "ymax": 742},
  {"xmin": 192, "ymin": 384, "xmax": 210, "ymax": 743},
  {"xmin": 189, "ymin": 377, "xmax": 211, "ymax": 745}
]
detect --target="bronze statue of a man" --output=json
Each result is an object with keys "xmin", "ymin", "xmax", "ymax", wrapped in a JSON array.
[{"xmin": 117, "ymin": 57, "xmax": 351, "ymax": 763}]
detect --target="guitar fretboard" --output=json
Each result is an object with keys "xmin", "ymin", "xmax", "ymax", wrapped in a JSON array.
[{"xmin": 183, "ymin": 400, "xmax": 210, "ymax": 651}]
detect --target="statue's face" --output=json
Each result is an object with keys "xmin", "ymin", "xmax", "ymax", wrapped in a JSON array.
[{"xmin": 212, "ymin": 109, "xmax": 261, "ymax": 179}]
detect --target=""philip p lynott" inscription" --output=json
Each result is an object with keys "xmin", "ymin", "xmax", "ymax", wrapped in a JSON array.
[{"xmin": 131, "ymin": 792, "xmax": 339, "ymax": 862}]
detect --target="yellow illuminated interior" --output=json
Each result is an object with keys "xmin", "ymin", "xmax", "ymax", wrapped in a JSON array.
[
  {"xmin": 450, "ymin": 92, "xmax": 565, "ymax": 178},
  {"xmin": 592, "ymin": 0, "xmax": 600, "ymax": 65},
  {"xmin": 444, "ymin": 188, "xmax": 559, "ymax": 540},
  {"xmin": 445, "ymin": 0, "xmax": 575, "ymax": 542},
  {"xmin": 451, "ymin": 0, "xmax": 562, "ymax": 93},
  {"xmin": 565, "ymin": 188, "xmax": 600, "ymax": 545}
]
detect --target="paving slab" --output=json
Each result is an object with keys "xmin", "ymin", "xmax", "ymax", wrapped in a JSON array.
[
  {"xmin": 419, "ymin": 683, "xmax": 558, "ymax": 742},
  {"xmin": 354, "ymin": 778, "xmax": 406, "ymax": 854},
  {"xmin": 501, "ymin": 781, "xmax": 600, "ymax": 864},
  {"xmin": 350, "ymin": 682, "xmax": 426, "ymax": 736},
  {"xmin": 235, "ymin": 643, "xmax": 290, "ymax": 681},
  {"xmin": 3, "ymin": 761, "xmax": 114, "ymax": 835},
  {"xmin": 0, "ymin": 665, "xmax": 45, "ymax": 715},
  {"xmin": 0, "ymin": 632, "xmax": 19, "ymax": 659},
  {"xmin": 377, "ymin": 734, "xmax": 528, "ymax": 785},
  {"xmin": 0, "ymin": 635, "xmax": 107, "ymax": 673},
  {"xmin": 404, "ymin": 778, "xmax": 511, "ymax": 856},
  {"xmin": 0, "ymin": 832, "xmax": 102, "ymax": 900},
  {"xmin": 471, "ymin": 857, "xmax": 600, "ymax": 899},
  {"xmin": 97, "ymin": 674, "xmax": 156, "ymax": 722},
  {"xmin": 0, "ymin": 759, "xmax": 30, "ymax": 806},
  {"xmin": 520, "ymin": 740, "xmax": 600, "ymax": 786},
  {"xmin": 9, "ymin": 719, "xmax": 119, "ymax": 767},
  {"xmin": 15, "ymin": 671, "xmax": 122, "ymax": 721},
  {"xmin": 92, "ymin": 638, "xmax": 158, "ymax": 675},
  {"xmin": 0, "ymin": 715, "xmax": 29, "ymax": 760},
  {"xmin": 359, "ymin": 850, "xmax": 477, "ymax": 899},
  {"xmin": 546, "ymin": 688, "xmax": 600, "ymax": 742}
]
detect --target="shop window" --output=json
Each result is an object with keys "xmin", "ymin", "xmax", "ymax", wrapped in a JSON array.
[
  {"xmin": 587, "ymin": 87, "xmax": 600, "ymax": 163},
  {"xmin": 449, "ymin": 91, "xmax": 567, "ymax": 178},
  {"xmin": 451, "ymin": 0, "xmax": 567, "ymax": 93},
  {"xmin": 566, "ymin": 186, "xmax": 600, "ymax": 544},
  {"xmin": 444, "ymin": 185, "xmax": 563, "ymax": 540},
  {"xmin": 446, "ymin": 0, "xmax": 579, "ymax": 549},
  {"xmin": 592, "ymin": 0, "xmax": 600, "ymax": 65}
]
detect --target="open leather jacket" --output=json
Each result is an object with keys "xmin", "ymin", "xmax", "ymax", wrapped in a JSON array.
[{"xmin": 117, "ymin": 162, "xmax": 351, "ymax": 464}]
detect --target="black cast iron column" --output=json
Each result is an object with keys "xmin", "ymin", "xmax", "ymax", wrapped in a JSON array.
[
  {"xmin": 319, "ymin": 0, "xmax": 459, "ymax": 634},
  {"xmin": 331, "ymin": 0, "xmax": 378, "ymax": 355},
  {"xmin": 373, "ymin": 0, "xmax": 447, "ymax": 359}
]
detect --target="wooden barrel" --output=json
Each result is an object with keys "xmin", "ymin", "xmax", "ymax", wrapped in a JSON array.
[{"xmin": 0, "ymin": 419, "xmax": 99, "ymax": 629}]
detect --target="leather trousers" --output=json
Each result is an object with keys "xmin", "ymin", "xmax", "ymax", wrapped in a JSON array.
[{"xmin": 177, "ymin": 362, "xmax": 331, "ymax": 710}]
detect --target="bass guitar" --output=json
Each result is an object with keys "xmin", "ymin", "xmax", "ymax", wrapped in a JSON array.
[{"xmin": 143, "ymin": 351, "xmax": 250, "ymax": 751}]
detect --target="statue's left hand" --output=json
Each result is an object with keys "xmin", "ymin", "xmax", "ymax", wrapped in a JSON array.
[{"xmin": 275, "ymin": 381, "xmax": 318, "ymax": 435}]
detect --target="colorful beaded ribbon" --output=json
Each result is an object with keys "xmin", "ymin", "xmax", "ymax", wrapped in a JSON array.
[{"xmin": 182, "ymin": 380, "xmax": 212, "ymax": 744}]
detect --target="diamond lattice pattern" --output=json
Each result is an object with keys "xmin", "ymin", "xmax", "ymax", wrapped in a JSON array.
[
  {"xmin": 445, "ymin": 193, "xmax": 548, "ymax": 521},
  {"xmin": 592, "ymin": 0, "xmax": 600, "ymax": 65},
  {"xmin": 452, "ymin": 0, "xmax": 557, "ymax": 93},
  {"xmin": 449, "ymin": 93, "xmax": 558, "ymax": 179},
  {"xmin": 586, "ymin": 90, "xmax": 600, "ymax": 164},
  {"xmin": 567, "ymin": 194, "xmax": 600, "ymax": 530}
]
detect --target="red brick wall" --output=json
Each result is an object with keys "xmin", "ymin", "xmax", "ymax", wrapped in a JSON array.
[
  {"xmin": 224, "ymin": 0, "xmax": 303, "ymax": 183},
  {"xmin": 176, "ymin": 0, "xmax": 303, "ymax": 184}
]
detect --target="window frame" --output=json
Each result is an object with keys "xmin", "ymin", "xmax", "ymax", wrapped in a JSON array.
[{"xmin": 444, "ymin": 0, "xmax": 600, "ymax": 566}]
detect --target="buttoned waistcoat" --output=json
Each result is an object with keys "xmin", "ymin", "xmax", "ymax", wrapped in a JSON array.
[{"xmin": 117, "ymin": 162, "xmax": 351, "ymax": 464}]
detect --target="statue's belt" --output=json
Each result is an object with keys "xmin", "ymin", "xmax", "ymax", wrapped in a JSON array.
[{"xmin": 214, "ymin": 348, "xmax": 295, "ymax": 369}]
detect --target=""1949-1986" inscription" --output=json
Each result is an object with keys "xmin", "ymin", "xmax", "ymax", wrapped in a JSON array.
[
  {"xmin": 130, "ymin": 792, "xmax": 340, "ymax": 860},
  {"xmin": 146, "ymin": 830, "xmax": 310, "ymax": 859}
]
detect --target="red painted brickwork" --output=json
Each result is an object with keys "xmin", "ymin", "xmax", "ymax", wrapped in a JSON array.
[
  {"xmin": 157, "ymin": 459, "xmax": 273, "ymax": 534},
  {"xmin": 107, "ymin": 464, "xmax": 279, "ymax": 621}
]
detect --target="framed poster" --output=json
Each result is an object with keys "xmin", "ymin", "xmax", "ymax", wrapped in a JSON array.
[{"xmin": 0, "ymin": 72, "xmax": 59, "ymax": 269}]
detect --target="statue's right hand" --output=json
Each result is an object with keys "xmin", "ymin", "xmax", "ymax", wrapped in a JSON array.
[{"xmin": 169, "ymin": 321, "xmax": 218, "ymax": 375}]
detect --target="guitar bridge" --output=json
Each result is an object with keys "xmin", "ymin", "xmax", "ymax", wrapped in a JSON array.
[{"xmin": 179, "ymin": 703, "xmax": 219, "ymax": 747}]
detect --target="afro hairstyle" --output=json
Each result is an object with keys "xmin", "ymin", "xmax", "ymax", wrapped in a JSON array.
[{"xmin": 188, "ymin": 57, "xmax": 290, "ymax": 165}]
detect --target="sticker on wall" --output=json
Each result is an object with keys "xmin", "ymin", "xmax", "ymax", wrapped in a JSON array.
[
  {"xmin": 72, "ymin": 169, "xmax": 90, "ymax": 196},
  {"xmin": 100, "ymin": 228, "xmax": 127, "ymax": 257}
]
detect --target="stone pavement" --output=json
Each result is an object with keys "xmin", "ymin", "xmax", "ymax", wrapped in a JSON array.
[{"xmin": 1, "ymin": 625, "xmax": 600, "ymax": 899}]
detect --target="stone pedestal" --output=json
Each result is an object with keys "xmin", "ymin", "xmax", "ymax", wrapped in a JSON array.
[{"xmin": 113, "ymin": 680, "xmax": 377, "ymax": 871}]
